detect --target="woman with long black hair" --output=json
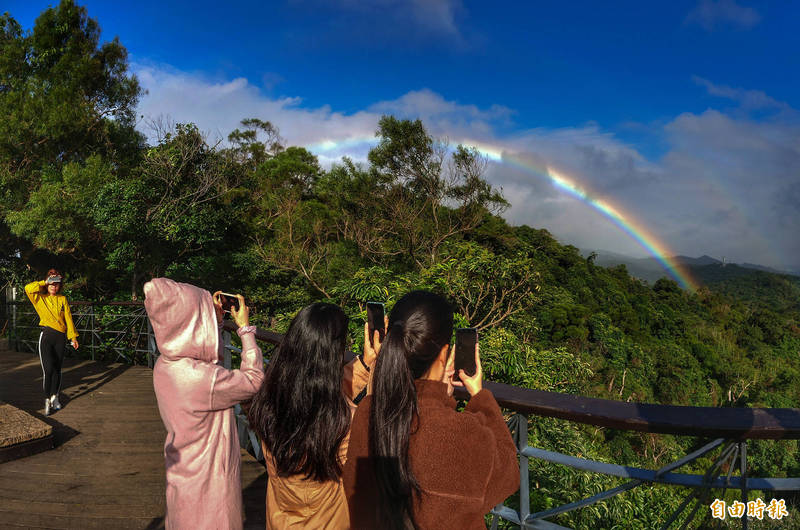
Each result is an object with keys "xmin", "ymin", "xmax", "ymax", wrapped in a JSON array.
[
  {"xmin": 25, "ymin": 268, "xmax": 79, "ymax": 415},
  {"xmin": 247, "ymin": 302, "xmax": 379, "ymax": 528},
  {"xmin": 342, "ymin": 290, "xmax": 520, "ymax": 529}
]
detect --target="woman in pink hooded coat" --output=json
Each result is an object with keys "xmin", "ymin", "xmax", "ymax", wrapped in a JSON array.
[{"xmin": 145, "ymin": 277, "xmax": 264, "ymax": 530}]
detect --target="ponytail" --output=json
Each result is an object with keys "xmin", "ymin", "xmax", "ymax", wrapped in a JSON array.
[{"xmin": 368, "ymin": 291, "xmax": 454, "ymax": 529}]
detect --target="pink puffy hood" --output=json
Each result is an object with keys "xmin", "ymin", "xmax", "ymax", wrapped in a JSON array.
[{"xmin": 144, "ymin": 277, "xmax": 219, "ymax": 363}]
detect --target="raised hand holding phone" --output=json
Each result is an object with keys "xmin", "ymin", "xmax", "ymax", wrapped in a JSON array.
[
  {"xmin": 229, "ymin": 294, "xmax": 249, "ymax": 328},
  {"xmin": 218, "ymin": 293, "xmax": 241, "ymax": 313},
  {"xmin": 453, "ymin": 328, "xmax": 478, "ymax": 378},
  {"xmin": 452, "ymin": 328, "xmax": 482, "ymax": 396},
  {"xmin": 363, "ymin": 311, "xmax": 387, "ymax": 367},
  {"xmin": 366, "ymin": 302, "xmax": 385, "ymax": 348},
  {"xmin": 458, "ymin": 344, "xmax": 482, "ymax": 396},
  {"xmin": 212, "ymin": 291, "xmax": 225, "ymax": 324}
]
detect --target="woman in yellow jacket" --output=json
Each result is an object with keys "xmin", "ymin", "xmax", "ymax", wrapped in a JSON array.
[{"xmin": 25, "ymin": 269, "xmax": 79, "ymax": 415}]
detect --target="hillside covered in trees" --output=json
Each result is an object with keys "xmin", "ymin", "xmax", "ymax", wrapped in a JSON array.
[{"xmin": 2, "ymin": 2, "xmax": 799, "ymax": 527}]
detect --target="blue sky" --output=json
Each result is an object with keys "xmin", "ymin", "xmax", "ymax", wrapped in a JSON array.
[{"xmin": 7, "ymin": 1, "xmax": 800, "ymax": 271}]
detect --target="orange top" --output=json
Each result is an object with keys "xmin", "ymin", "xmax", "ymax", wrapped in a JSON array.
[{"xmin": 262, "ymin": 357, "xmax": 370, "ymax": 529}]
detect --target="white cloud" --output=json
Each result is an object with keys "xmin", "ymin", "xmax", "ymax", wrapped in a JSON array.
[
  {"xmin": 408, "ymin": 0, "xmax": 463, "ymax": 37},
  {"xmin": 291, "ymin": 0, "xmax": 468, "ymax": 45},
  {"xmin": 659, "ymin": 108, "xmax": 800, "ymax": 268},
  {"xmin": 369, "ymin": 89, "xmax": 514, "ymax": 133},
  {"xmin": 685, "ymin": 0, "xmax": 761, "ymax": 31},
  {"xmin": 693, "ymin": 76, "xmax": 790, "ymax": 111},
  {"xmin": 134, "ymin": 61, "xmax": 378, "ymax": 149},
  {"xmin": 134, "ymin": 63, "xmax": 800, "ymax": 271}
]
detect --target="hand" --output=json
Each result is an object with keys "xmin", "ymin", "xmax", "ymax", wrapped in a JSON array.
[
  {"xmin": 452, "ymin": 344, "xmax": 483, "ymax": 397},
  {"xmin": 230, "ymin": 294, "xmax": 250, "ymax": 329},
  {"xmin": 211, "ymin": 291, "xmax": 224, "ymax": 324},
  {"xmin": 363, "ymin": 316, "xmax": 387, "ymax": 367},
  {"xmin": 71, "ymin": 339, "xmax": 79, "ymax": 350}
]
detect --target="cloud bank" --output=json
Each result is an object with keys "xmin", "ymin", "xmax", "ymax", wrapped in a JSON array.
[
  {"xmin": 685, "ymin": 0, "xmax": 761, "ymax": 31},
  {"xmin": 288, "ymin": 0, "xmax": 472, "ymax": 49},
  {"xmin": 134, "ymin": 63, "xmax": 800, "ymax": 272}
]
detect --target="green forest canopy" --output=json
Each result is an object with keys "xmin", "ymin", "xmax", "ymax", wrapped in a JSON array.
[{"xmin": 2, "ymin": 2, "xmax": 799, "ymax": 527}]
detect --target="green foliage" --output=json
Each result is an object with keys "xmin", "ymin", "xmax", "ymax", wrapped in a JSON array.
[
  {"xmin": 7, "ymin": 155, "xmax": 110, "ymax": 252},
  {"xmin": 3, "ymin": 4, "xmax": 800, "ymax": 526},
  {"xmin": 1, "ymin": 0, "xmax": 142, "ymax": 293},
  {"xmin": 0, "ymin": 1, "xmax": 142, "ymax": 211}
]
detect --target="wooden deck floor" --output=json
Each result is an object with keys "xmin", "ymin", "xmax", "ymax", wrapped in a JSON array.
[{"xmin": 0, "ymin": 349, "xmax": 267, "ymax": 529}]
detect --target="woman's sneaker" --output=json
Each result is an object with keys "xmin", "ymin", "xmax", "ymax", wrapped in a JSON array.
[
  {"xmin": 44, "ymin": 398, "xmax": 51, "ymax": 416},
  {"xmin": 51, "ymin": 395, "xmax": 62, "ymax": 411}
]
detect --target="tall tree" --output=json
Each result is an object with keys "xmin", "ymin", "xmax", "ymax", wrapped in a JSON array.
[
  {"xmin": 0, "ymin": 0, "xmax": 142, "ymax": 278},
  {"xmin": 367, "ymin": 116, "xmax": 508, "ymax": 267},
  {"xmin": 93, "ymin": 123, "xmax": 240, "ymax": 298}
]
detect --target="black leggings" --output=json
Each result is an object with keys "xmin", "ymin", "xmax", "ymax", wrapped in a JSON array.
[{"xmin": 38, "ymin": 327, "xmax": 66, "ymax": 398}]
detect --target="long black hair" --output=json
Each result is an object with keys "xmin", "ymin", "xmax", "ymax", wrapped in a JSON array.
[
  {"xmin": 247, "ymin": 302, "xmax": 351, "ymax": 481},
  {"xmin": 369, "ymin": 290, "xmax": 454, "ymax": 529}
]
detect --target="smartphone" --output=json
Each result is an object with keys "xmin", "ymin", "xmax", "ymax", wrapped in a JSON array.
[
  {"xmin": 454, "ymin": 328, "xmax": 478, "ymax": 380},
  {"xmin": 366, "ymin": 302, "xmax": 385, "ymax": 347},
  {"xmin": 219, "ymin": 293, "xmax": 241, "ymax": 313}
]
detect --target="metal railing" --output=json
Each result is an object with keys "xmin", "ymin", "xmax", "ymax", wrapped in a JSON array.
[
  {"xmin": 5, "ymin": 300, "xmax": 266, "ymax": 462},
  {"xmin": 474, "ymin": 381, "xmax": 800, "ymax": 529},
  {"xmin": 5, "ymin": 302, "xmax": 800, "ymax": 528},
  {"xmin": 488, "ymin": 416, "xmax": 798, "ymax": 529},
  {"xmin": 6, "ymin": 301, "xmax": 157, "ymax": 366}
]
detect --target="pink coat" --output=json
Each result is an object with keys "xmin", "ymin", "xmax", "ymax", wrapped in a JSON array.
[{"xmin": 145, "ymin": 278, "xmax": 264, "ymax": 530}]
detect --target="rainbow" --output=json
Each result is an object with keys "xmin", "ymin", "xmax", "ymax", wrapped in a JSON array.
[
  {"xmin": 305, "ymin": 136, "xmax": 699, "ymax": 290},
  {"xmin": 305, "ymin": 137, "xmax": 374, "ymax": 153}
]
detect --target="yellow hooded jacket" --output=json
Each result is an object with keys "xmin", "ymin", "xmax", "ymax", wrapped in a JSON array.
[{"xmin": 25, "ymin": 280, "xmax": 78, "ymax": 340}]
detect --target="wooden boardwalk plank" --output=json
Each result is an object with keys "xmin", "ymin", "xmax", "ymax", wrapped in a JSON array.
[{"xmin": 0, "ymin": 349, "xmax": 267, "ymax": 529}]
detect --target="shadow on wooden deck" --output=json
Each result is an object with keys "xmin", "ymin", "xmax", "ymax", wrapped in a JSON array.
[{"xmin": 0, "ymin": 349, "xmax": 266, "ymax": 529}]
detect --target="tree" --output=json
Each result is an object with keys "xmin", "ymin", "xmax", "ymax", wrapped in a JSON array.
[
  {"xmin": 420, "ymin": 241, "xmax": 540, "ymax": 330},
  {"xmin": 244, "ymin": 117, "xmax": 511, "ymax": 298},
  {"xmin": 91, "ymin": 123, "xmax": 241, "ymax": 298},
  {"xmin": 246, "ymin": 146, "xmax": 338, "ymax": 297},
  {"xmin": 227, "ymin": 118, "xmax": 284, "ymax": 169},
  {"xmin": 366, "ymin": 116, "xmax": 508, "ymax": 267},
  {"xmin": 0, "ymin": 0, "xmax": 142, "ymax": 282}
]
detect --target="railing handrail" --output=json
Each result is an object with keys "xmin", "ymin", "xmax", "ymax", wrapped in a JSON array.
[
  {"xmin": 6, "ymin": 300, "xmax": 145, "ymax": 307},
  {"xmin": 479, "ymin": 381, "xmax": 800, "ymax": 440}
]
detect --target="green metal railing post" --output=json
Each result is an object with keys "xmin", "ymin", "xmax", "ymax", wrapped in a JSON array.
[
  {"xmin": 740, "ymin": 442, "xmax": 748, "ymax": 530},
  {"xmin": 517, "ymin": 414, "xmax": 530, "ymax": 528}
]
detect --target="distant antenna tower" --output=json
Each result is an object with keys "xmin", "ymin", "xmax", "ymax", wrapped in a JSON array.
[{"xmin": 722, "ymin": 256, "xmax": 726, "ymax": 267}]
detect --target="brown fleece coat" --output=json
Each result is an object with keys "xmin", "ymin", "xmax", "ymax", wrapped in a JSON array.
[{"xmin": 342, "ymin": 380, "xmax": 519, "ymax": 530}]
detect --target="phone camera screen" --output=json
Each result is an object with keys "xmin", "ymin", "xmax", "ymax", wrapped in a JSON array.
[
  {"xmin": 220, "ymin": 294, "xmax": 240, "ymax": 313},
  {"xmin": 366, "ymin": 302, "xmax": 385, "ymax": 346},
  {"xmin": 454, "ymin": 328, "xmax": 478, "ymax": 380}
]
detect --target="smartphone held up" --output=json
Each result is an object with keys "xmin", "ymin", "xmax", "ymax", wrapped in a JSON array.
[
  {"xmin": 218, "ymin": 293, "xmax": 241, "ymax": 313},
  {"xmin": 454, "ymin": 328, "xmax": 478, "ymax": 381},
  {"xmin": 366, "ymin": 302, "xmax": 385, "ymax": 347}
]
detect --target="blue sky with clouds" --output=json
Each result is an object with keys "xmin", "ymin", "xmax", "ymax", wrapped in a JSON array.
[{"xmin": 6, "ymin": 0, "xmax": 800, "ymax": 271}]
